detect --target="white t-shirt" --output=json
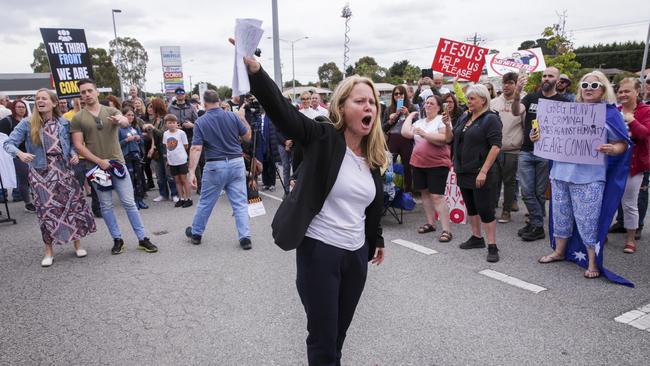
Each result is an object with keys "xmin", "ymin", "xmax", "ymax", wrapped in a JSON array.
[
  {"xmin": 0, "ymin": 106, "xmax": 11, "ymax": 120},
  {"xmin": 305, "ymin": 147, "xmax": 375, "ymax": 251},
  {"xmin": 163, "ymin": 129, "xmax": 188, "ymax": 166},
  {"xmin": 412, "ymin": 115, "xmax": 445, "ymax": 144}
]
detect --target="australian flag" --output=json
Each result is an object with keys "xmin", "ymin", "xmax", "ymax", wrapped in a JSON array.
[{"xmin": 548, "ymin": 103, "xmax": 634, "ymax": 287}]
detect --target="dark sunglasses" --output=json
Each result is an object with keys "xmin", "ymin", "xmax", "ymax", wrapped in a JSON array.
[
  {"xmin": 559, "ymin": 79, "xmax": 570, "ymax": 84},
  {"xmin": 581, "ymin": 81, "xmax": 603, "ymax": 90},
  {"xmin": 94, "ymin": 116, "xmax": 103, "ymax": 130},
  {"xmin": 393, "ymin": 92, "xmax": 403, "ymax": 96}
]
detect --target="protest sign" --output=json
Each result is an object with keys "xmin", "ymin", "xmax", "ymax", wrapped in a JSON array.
[
  {"xmin": 39, "ymin": 28, "xmax": 93, "ymax": 98},
  {"xmin": 533, "ymin": 99, "xmax": 607, "ymax": 165},
  {"xmin": 485, "ymin": 48, "xmax": 546, "ymax": 77},
  {"xmin": 435, "ymin": 168, "xmax": 467, "ymax": 224},
  {"xmin": 431, "ymin": 38, "xmax": 488, "ymax": 82},
  {"xmin": 160, "ymin": 46, "xmax": 184, "ymax": 94}
]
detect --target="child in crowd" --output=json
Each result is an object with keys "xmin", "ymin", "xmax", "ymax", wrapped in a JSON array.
[{"xmin": 162, "ymin": 114, "xmax": 192, "ymax": 207}]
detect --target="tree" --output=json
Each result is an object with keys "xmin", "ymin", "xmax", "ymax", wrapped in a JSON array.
[
  {"xmin": 283, "ymin": 80, "xmax": 303, "ymax": 88},
  {"xmin": 523, "ymin": 25, "xmax": 581, "ymax": 93},
  {"xmin": 317, "ymin": 62, "xmax": 343, "ymax": 89},
  {"xmin": 345, "ymin": 65, "xmax": 354, "ymax": 77},
  {"xmin": 386, "ymin": 60, "xmax": 420, "ymax": 84},
  {"xmin": 109, "ymin": 37, "xmax": 149, "ymax": 90},
  {"xmin": 89, "ymin": 48, "xmax": 120, "ymax": 93},
  {"xmin": 30, "ymin": 43, "xmax": 50, "ymax": 72},
  {"xmin": 574, "ymin": 41, "xmax": 645, "ymax": 71},
  {"xmin": 352, "ymin": 56, "xmax": 386, "ymax": 82}
]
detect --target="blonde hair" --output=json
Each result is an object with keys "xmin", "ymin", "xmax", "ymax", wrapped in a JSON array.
[
  {"xmin": 465, "ymin": 84, "xmax": 492, "ymax": 115},
  {"xmin": 618, "ymin": 77, "xmax": 642, "ymax": 104},
  {"xmin": 328, "ymin": 75, "xmax": 388, "ymax": 170},
  {"xmin": 577, "ymin": 70, "xmax": 616, "ymax": 103},
  {"xmin": 30, "ymin": 88, "xmax": 61, "ymax": 145}
]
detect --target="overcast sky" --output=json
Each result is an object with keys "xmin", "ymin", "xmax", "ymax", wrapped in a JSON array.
[{"xmin": 2, "ymin": 0, "xmax": 649, "ymax": 94}]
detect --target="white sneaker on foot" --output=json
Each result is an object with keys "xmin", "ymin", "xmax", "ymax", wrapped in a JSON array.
[
  {"xmin": 75, "ymin": 249, "xmax": 87, "ymax": 258},
  {"xmin": 153, "ymin": 196, "xmax": 166, "ymax": 202},
  {"xmin": 172, "ymin": 195, "xmax": 180, "ymax": 203},
  {"xmin": 41, "ymin": 256, "xmax": 53, "ymax": 267}
]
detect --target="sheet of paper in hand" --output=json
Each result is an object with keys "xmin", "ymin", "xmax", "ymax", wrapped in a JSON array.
[
  {"xmin": 232, "ymin": 18, "xmax": 264, "ymax": 96},
  {"xmin": 248, "ymin": 196, "xmax": 266, "ymax": 218},
  {"xmin": 533, "ymin": 99, "xmax": 607, "ymax": 165}
]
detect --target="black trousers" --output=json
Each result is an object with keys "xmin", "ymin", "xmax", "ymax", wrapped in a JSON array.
[
  {"xmin": 296, "ymin": 237, "xmax": 368, "ymax": 366},
  {"xmin": 124, "ymin": 152, "xmax": 146, "ymax": 200},
  {"xmin": 262, "ymin": 156, "xmax": 276, "ymax": 187}
]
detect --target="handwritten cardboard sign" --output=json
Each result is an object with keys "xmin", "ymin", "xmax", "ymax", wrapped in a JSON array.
[
  {"xmin": 431, "ymin": 38, "xmax": 488, "ymax": 82},
  {"xmin": 40, "ymin": 28, "xmax": 94, "ymax": 98},
  {"xmin": 533, "ymin": 99, "xmax": 607, "ymax": 165}
]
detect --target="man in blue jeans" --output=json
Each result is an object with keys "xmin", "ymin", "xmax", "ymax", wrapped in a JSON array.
[
  {"xmin": 511, "ymin": 67, "xmax": 568, "ymax": 241},
  {"xmin": 185, "ymin": 90, "xmax": 252, "ymax": 249},
  {"xmin": 72, "ymin": 78, "xmax": 158, "ymax": 255}
]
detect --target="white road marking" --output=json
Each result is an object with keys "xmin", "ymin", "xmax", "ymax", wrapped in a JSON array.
[
  {"xmin": 259, "ymin": 191, "xmax": 283, "ymax": 202},
  {"xmin": 479, "ymin": 269, "xmax": 547, "ymax": 294},
  {"xmin": 390, "ymin": 239, "xmax": 438, "ymax": 255},
  {"xmin": 615, "ymin": 303, "xmax": 650, "ymax": 332}
]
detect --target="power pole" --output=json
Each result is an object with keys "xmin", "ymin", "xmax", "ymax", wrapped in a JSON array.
[{"xmin": 464, "ymin": 32, "xmax": 486, "ymax": 46}]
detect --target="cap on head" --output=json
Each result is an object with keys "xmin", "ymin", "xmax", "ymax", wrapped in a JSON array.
[
  {"xmin": 175, "ymin": 87, "xmax": 186, "ymax": 95},
  {"xmin": 559, "ymin": 74, "xmax": 571, "ymax": 83}
]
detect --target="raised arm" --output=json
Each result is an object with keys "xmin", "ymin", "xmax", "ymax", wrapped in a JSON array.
[{"xmin": 247, "ymin": 62, "xmax": 325, "ymax": 146}]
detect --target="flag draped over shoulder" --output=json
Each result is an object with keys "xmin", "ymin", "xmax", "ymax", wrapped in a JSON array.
[{"xmin": 548, "ymin": 104, "xmax": 634, "ymax": 287}]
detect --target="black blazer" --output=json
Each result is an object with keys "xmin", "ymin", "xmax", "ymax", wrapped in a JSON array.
[{"xmin": 250, "ymin": 68, "xmax": 384, "ymax": 261}]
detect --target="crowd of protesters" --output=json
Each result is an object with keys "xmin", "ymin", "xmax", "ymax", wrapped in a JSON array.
[{"xmin": 1, "ymin": 56, "xmax": 650, "ymax": 365}]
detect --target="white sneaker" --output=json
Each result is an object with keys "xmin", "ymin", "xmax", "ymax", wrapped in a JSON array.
[
  {"xmin": 153, "ymin": 196, "xmax": 166, "ymax": 202},
  {"xmin": 75, "ymin": 249, "xmax": 87, "ymax": 258},
  {"xmin": 172, "ymin": 195, "xmax": 180, "ymax": 203},
  {"xmin": 41, "ymin": 256, "xmax": 53, "ymax": 267}
]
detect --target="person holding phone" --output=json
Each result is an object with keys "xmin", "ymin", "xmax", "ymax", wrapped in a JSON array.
[{"xmin": 382, "ymin": 85, "xmax": 417, "ymax": 192}]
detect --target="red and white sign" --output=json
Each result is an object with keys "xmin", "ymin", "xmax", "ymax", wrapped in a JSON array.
[
  {"xmin": 435, "ymin": 167, "xmax": 467, "ymax": 224},
  {"xmin": 431, "ymin": 38, "xmax": 488, "ymax": 82},
  {"xmin": 164, "ymin": 72, "xmax": 183, "ymax": 79},
  {"xmin": 485, "ymin": 48, "xmax": 546, "ymax": 77}
]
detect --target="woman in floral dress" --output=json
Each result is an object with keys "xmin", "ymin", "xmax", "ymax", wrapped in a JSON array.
[{"xmin": 3, "ymin": 89, "xmax": 96, "ymax": 267}]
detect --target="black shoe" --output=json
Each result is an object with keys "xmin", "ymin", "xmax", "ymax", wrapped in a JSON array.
[
  {"xmin": 239, "ymin": 237, "xmax": 252, "ymax": 250},
  {"xmin": 459, "ymin": 235, "xmax": 486, "ymax": 249},
  {"xmin": 138, "ymin": 237, "xmax": 158, "ymax": 253},
  {"xmin": 137, "ymin": 200, "xmax": 149, "ymax": 209},
  {"xmin": 182, "ymin": 199, "xmax": 193, "ymax": 208},
  {"xmin": 517, "ymin": 223, "xmax": 532, "ymax": 237},
  {"xmin": 111, "ymin": 238, "xmax": 125, "ymax": 255},
  {"xmin": 24, "ymin": 203, "xmax": 36, "ymax": 213},
  {"xmin": 486, "ymin": 245, "xmax": 499, "ymax": 262},
  {"xmin": 185, "ymin": 226, "xmax": 201, "ymax": 245},
  {"xmin": 608, "ymin": 222, "xmax": 626, "ymax": 233},
  {"xmin": 93, "ymin": 210, "xmax": 103, "ymax": 218},
  {"xmin": 522, "ymin": 226, "xmax": 546, "ymax": 241},
  {"xmin": 174, "ymin": 200, "xmax": 184, "ymax": 208}
]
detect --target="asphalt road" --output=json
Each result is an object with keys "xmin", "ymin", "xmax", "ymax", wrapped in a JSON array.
[{"xmin": 1, "ymin": 187, "xmax": 649, "ymax": 365}]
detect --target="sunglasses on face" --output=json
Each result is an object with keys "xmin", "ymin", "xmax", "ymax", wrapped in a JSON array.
[
  {"xmin": 559, "ymin": 79, "xmax": 570, "ymax": 84},
  {"xmin": 581, "ymin": 82, "xmax": 603, "ymax": 90},
  {"xmin": 94, "ymin": 116, "xmax": 103, "ymax": 130},
  {"xmin": 393, "ymin": 92, "xmax": 403, "ymax": 96}
]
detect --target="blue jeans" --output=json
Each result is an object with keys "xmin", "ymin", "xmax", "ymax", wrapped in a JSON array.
[
  {"xmin": 191, "ymin": 158, "xmax": 250, "ymax": 240},
  {"xmin": 155, "ymin": 157, "xmax": 177, "ymax": 198},
  {"xmin": 518, "ymin": 151, "xmax": 549, "ymax": 227},
  {"xmin": 94, "ymin": 170, "xmax": 146, "ymax": 241}
]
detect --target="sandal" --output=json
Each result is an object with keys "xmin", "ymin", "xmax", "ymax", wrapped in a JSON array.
[
  {"xmin": 438, "ymin": 231, "xmax": 453, "ymax": 242},
  {"xmin": 538, "ymin": 254, "xmax": 565, "ymax": 263},
  {"xmin": 584, "ymin": 269, "xmax": 600, "ymax": 279},
  {"xmin": 418, "ymin": 224, "xmax": 436, "ymax": 234},
  {"xmin": 623, "ymin": 242, "xmax": 636, "ymax": 254}
]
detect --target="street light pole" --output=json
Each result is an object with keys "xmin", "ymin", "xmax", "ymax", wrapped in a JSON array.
[
  {"xmin": 268, "ymin": 36, "xmax": 308, "ymax": 102},
  {"xmin": 111, "ymin": 9, "xmax": 125, "ymax": 100}
]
